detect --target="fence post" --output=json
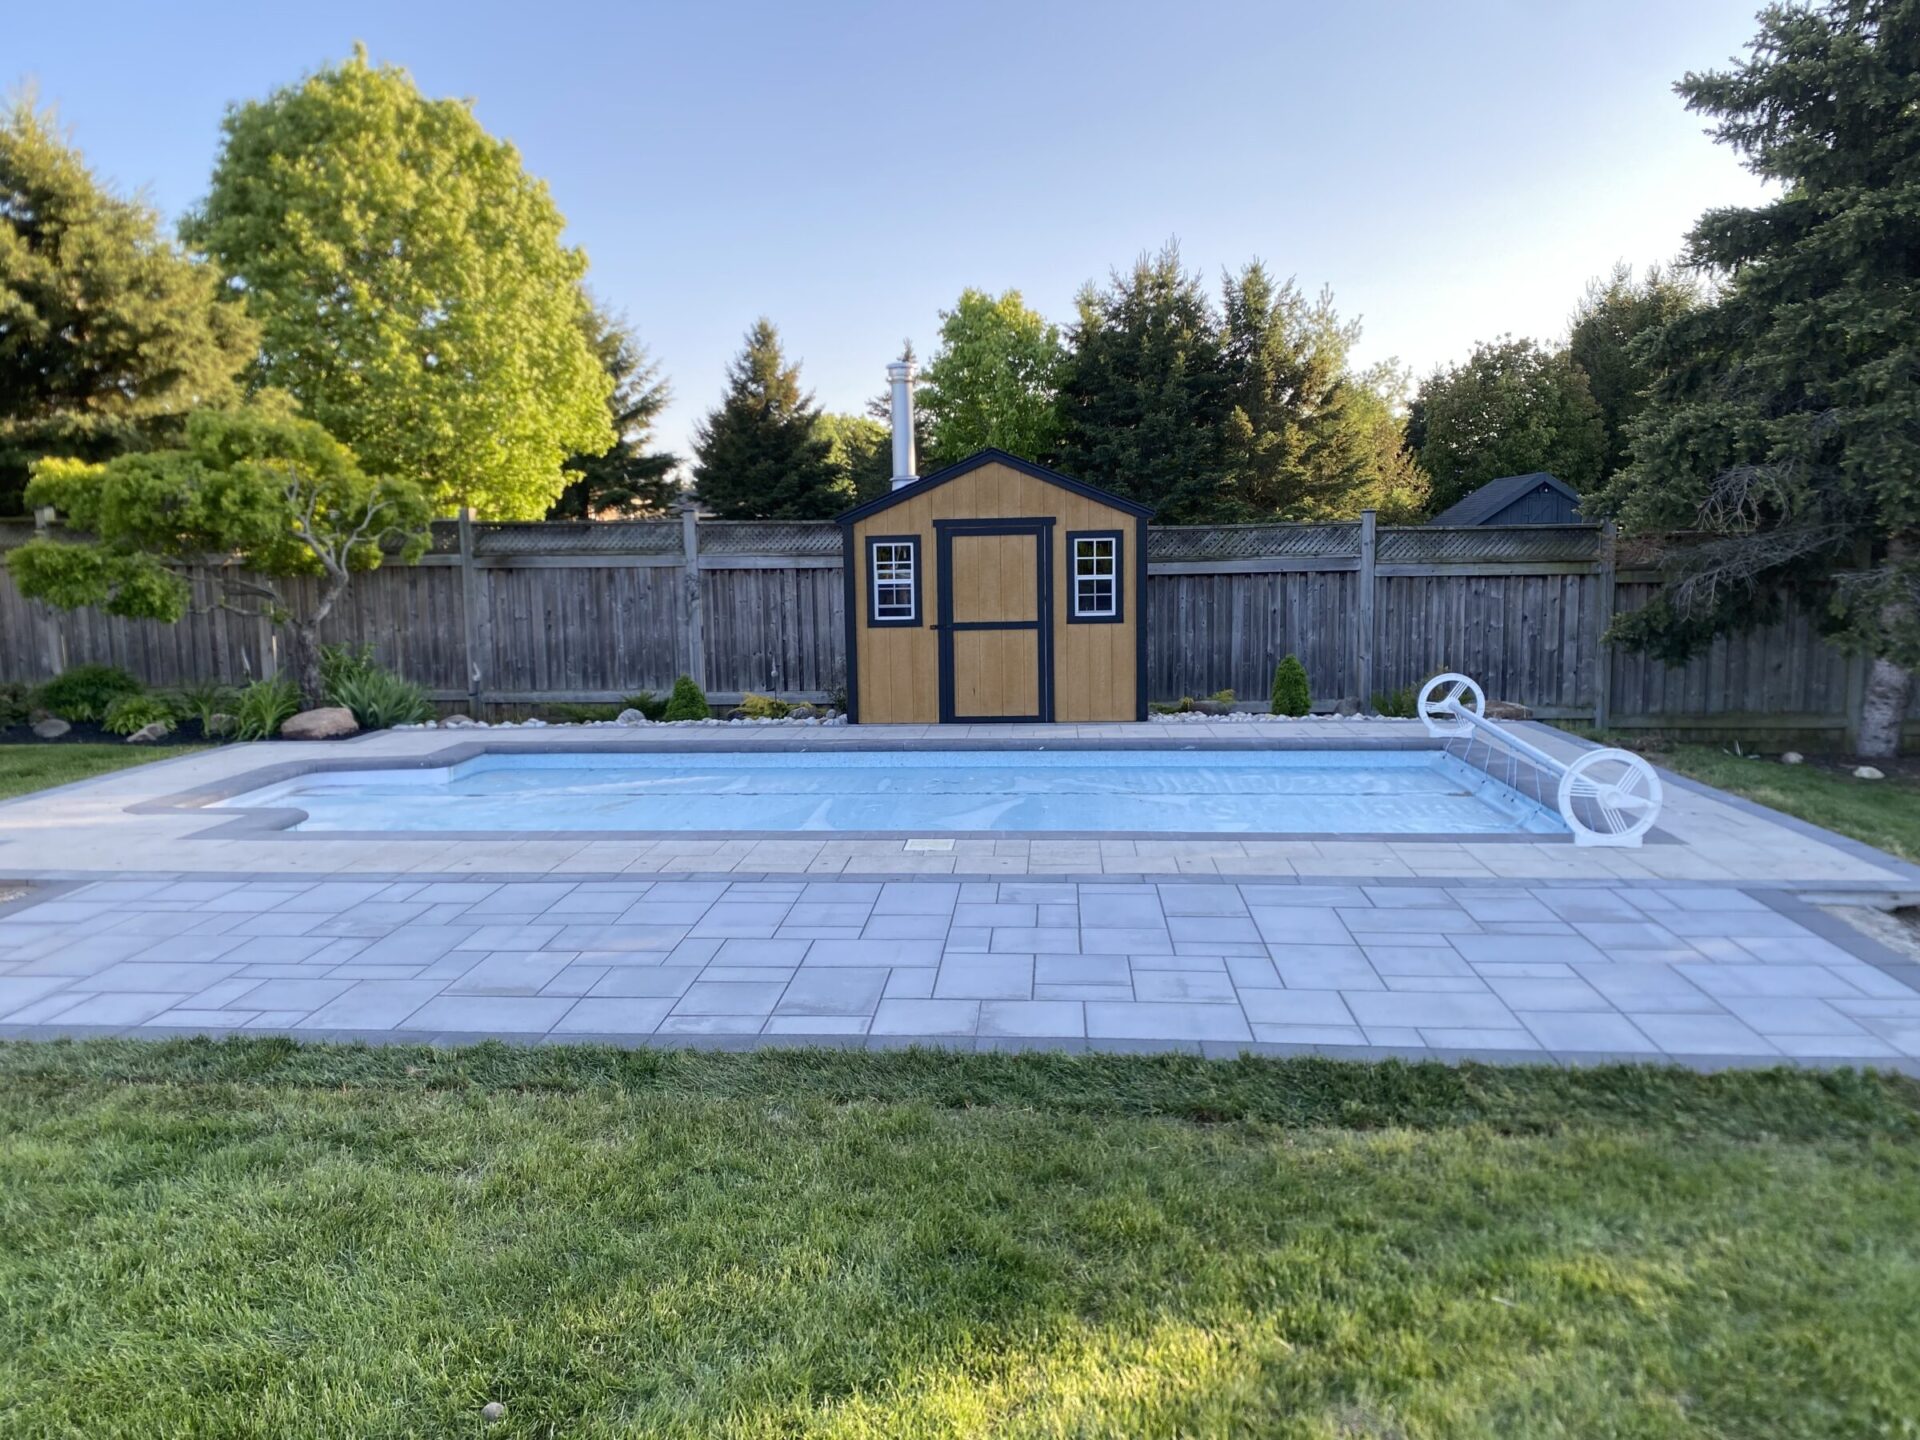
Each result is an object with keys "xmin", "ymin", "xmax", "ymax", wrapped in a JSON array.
[
  {"xmin": 457, "ymin": 507, "xmax": 485, "ymax": 715},
  {"xmin": 1593, "ymin": 520, "xmax": 1616, "ymax": 732},
  {"xmin": 680, "ymin": 497, "xmax": 705, "ymax": 690},
  {"xmin": 1356, "ymin": 509, "xmax": 1376, "ymax": 712}
]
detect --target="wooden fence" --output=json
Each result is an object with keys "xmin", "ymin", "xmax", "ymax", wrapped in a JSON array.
[{"xmin": 0, "ymin": 514, "xmax": 1875, "ymax": 741}]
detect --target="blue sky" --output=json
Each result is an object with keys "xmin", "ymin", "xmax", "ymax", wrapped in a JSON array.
[{"xmin": 11, "ymin": 1, "xmax": 1773, "ymax": 462}]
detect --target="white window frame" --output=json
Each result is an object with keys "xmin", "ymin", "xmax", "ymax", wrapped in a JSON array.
[
  {"xmin": 1070, "ymin": 533, "xmax": 1121, "ymax": 621},
  {"xmin": 868, "ymin": 537, "xmax": 918, "ymax": 624}
]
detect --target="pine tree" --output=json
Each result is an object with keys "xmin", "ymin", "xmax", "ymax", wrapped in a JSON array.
[
  {"xmin": 1595, "ymin": 0, "xmax": 1920, "ymax": 756},
  {"xmin": 0, "ymin": 96, "xmax": 256, "ymax": 514},
  {"xmin": 1218, "ymin": 264, "xmax": 1375, "ymax": 520},
  {"xmin": 691, "ymin": 320, "xmax": 844, "ymax": 519},
  {"xmin": 1566, "ymin": 262, "xmax": 1701, "ymax": 480},
  {"xmin": 548, "ymin": 303, "xmax": 677, "ymax": 519},
  {"xmin": 1053, "ymin": 243, "xmax": 1233, "ymax": 521}
]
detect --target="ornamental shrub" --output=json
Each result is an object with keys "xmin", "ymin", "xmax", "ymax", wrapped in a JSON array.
[
  {"xmin": 1271, "ymin": 655, "xmax": 1310, "ymax": 716},
  {"xmin": 230, "ymin": 676, "xmax": 302, "ymax": 740},
  {"xmin": 102, "ymin": 694, "xmax": 176, "ymax": 736},
  {"xmin": 38, "ymin": 665, "xmax": 144, "ymax": 722},
  {"xmin": 661, "ymin": 674, "xmax": 710, "ymax": 722},
  {"xmin": 329, "ymin": 666, "xmax": 434, "ymax": 729},
  {"xmin": 739, "ymin": 693, "xmax": 792, "ymax": 719}
]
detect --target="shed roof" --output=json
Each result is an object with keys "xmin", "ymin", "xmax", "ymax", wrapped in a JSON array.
[
  {"xmin": 1428, "ymin": 472, "xmax": 1582, "ymax": 526},
  {"xmin": 836, "ymin": 449, "xmax": 1156, "ymax": 525}
]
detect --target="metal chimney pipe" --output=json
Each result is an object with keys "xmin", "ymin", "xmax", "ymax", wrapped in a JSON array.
[{"xmin": 887, "ymin": 359, "xmax": 917, "ymax": 490}]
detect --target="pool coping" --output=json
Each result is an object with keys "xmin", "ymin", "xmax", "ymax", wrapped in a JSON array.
[{"xmin": 129, "ymin": 733, "xmax": 1653, "ymax": 846}]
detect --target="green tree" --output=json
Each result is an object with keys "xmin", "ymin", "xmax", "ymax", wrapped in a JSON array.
[
  {"xmin": 1567, "ymin": 262, "xmax": 1702, "ymax": 479},
  {"xmin": 1054, "ymin": 243, "xmax": 1232, "ymax": 521},
  {"xmin": 1218, "ymin": 264, "xmax": 1388, "ymax": 520},
  {"xmin": 0, "ymin": 96, "xmax": 256, "ymax": 514},
  {"xmin": 918, "ymin": 288, "xmax": 1063, "ymax": 467},
  {"xmin": 1345, "ymin": 360, "xmax": 1432, "ymax": 522},
  {"xmin": 6, "ymin": 402, "xmax": 430, "ymax": 706},
  {"xmin": 815, "ymin": 411, "xmax": 892, "ymax": 506},
  {"xmin": 182, "ymin": 49, "xmax": 611, "ymax": 519},
  {"xmin": 1408, "ymin": 337, "xmax": 1606, "ymax": 513},
  {"xmin": 691, "ymin": 320, "xmax": 843, "ymax": 519},
  {"xmin": 547, "ymin": 302, "xmax": 677, "ymax": 520},
  {"xmin": 1595, "ymin": 0, "xmax": 1920, "ymax": 756}
]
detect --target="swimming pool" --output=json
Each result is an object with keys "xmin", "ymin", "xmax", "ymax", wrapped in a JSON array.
[{"xmin": 215, "ymin": 749, "xmax": 1568, "ymax": 836}]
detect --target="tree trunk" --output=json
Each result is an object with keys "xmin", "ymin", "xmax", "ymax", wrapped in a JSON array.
[
  {"xmin": 283, "ymin": 621, "xmax": 326, "ymax": 711},
  {"xmin": 1858, "ymin": 536, "xmax": 1918, "ymax": 759}
]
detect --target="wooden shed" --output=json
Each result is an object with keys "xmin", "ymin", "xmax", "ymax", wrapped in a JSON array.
[{"xmin": 839, "ymin": 450, "xmax": 1153, "ymax": 724}]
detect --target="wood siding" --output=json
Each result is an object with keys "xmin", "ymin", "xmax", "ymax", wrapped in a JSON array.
[{"xmin": 847, "ymin": 461, "xmax": 1143, "ymax": 724}]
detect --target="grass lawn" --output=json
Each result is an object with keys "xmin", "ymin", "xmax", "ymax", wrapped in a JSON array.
[
  {"xmin": 1, "ymin": 1041, "xmax": 1916, "ymax": 1437},
  {"xmin": 1635, "ymin": 742, "xmax": 1920, "ymax": 862},
  {"xmin": 0, "ymin": 743, "xmax": 205, "ymax": 802}
]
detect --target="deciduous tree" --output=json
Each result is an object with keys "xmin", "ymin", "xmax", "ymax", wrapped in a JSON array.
[
  {"xmin": 1595, "ymin": 0, "xmax": 1920, "ymax": 756},
  {"xmin": 1408, "ymin": 337, "xmax": 1605, "ymax": 513},
  {"xmin": 183, "ymin": 49, "xmax": 611, "ymax": 519},
  {"xmin": 0, "ymin": 96, "xmax": 255, "ymax": 514},
  {"xmin": 6, "ymin": 402, "xmax": 430, "ymax": 706},
  {"xmin": 691, "ymin": 320, "xmax": 842, "ymax": 519},
  {"xmin": 918, "ymin": 289, "xmax": 1063, "ymax": 467}
]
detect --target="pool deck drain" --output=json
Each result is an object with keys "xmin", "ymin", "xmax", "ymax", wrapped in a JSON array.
[{"xmin": 3, "ymin": 719, "xmax": 1919, "ymax": 1071}]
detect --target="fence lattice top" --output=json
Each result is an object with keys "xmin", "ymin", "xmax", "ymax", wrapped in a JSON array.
[
  {"xmin": 1149, "ymin": 523, "xmax": 1361, "ymax": 561},
  {"xmin": 1377, "ymin": 525, "xmax": 1601, "ymax": 564}
]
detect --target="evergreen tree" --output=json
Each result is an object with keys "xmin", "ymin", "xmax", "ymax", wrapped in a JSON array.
[
  {"xmin": 183, "ymin": 48, "xmax": 612, "ymax": 519},
  {"xmin": 1567, "ymin": 262, "xmax": 1701, "ymax": 479},
  {"xmin": 1218, "ymin": 264, "xmax": 1375, "ymax": 520},
  {"xmin": 0, "ymin": 96, "xmax": 256, "ymax": 514},
  {"xmin": 1596, "ymin": 0, "xmax": 1920, "ymax": 756},
  {"xmin": 918, "ymin": 289, "xmax": 1063, "ymax": 467},
  {"xmin": 691, "ymin": 320, "xmax": 843, "ymax": 518},
  {"xmin": 1408, "ymin": 337, "xmax": 1606, "ymax": 513},
  {"xmin": 548, "ymin": 302, "xmax": 677, "ymax": 519},
  {"xmin": 1053, "ymin": 243, "xmax": 1232, "ymax": 521}
]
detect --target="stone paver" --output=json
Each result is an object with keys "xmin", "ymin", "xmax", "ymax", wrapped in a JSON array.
[{"xmin": 2, "ymin": 872, "xmax": 1915, "ymax": 1069}]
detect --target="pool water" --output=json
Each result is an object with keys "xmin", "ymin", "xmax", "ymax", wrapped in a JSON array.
[{"xmin": 220, "ymin": 749, "xmax": 1567, "ymax": 835}]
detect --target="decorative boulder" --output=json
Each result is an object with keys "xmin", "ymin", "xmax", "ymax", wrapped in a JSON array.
[
  {"xmin": 724, "ymin": 707, "xmax": 750, "ymax": 721},
  {"xmin": 31, "ymin": 717, "xmax": 70, "ymax": 739},
  {"xmin": 1781, "ymin": 751, "xmax": 1804, "ymax": 765},
  {"xmin": 1334, "ymin": 698, "xmax": 1361, "ymax": 716},
  {"xmin": 1188, "ymin": 699, "xmax": 1233, "ymax": 716},
  {"xmin": 280, "ymin": 706, "xmax": 360, "ymax": 741},
  {"xmin": 1854, "ymin": 765, "xmax": 1886, "ymax": 781},
  {"xmin": 125, "ymin": 721, "xmax": 171, "ymax": 744},
  {"xmin": 1485, "ymin": 700, "xmax": 1534, "ymax": 720},
  {"xmin": 615, "ymin": 708, "xmax": 651, "ymax": 726},
  {"xmin": 787, "ymin": 704, "xmax": 820, "ymax": 720},
  {"xmin": 442, "ymin": 713, "xmax": 479, "ymax": 728}
]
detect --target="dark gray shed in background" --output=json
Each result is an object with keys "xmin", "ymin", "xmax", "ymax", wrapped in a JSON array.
[{"xmin": 1429, "ymin": 472, "xmax": 1582, "ymax": 526}]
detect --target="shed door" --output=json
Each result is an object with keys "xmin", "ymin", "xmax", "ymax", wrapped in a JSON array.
[{"xmin": 936, "ymin": 520, "xmax": 1052, "ymax": 723}]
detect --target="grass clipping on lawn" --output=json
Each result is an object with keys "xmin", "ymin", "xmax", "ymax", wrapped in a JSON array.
[{"xmin": 1, "ymin": 1040, "xmax": 1917, "ymax": 1437}]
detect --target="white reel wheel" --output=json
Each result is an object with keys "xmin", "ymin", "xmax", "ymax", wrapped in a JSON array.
[
  {"xmin": 1416, "ymin": 672, "xmax": 1486, "ymax": 737},
  {"xmin": 1557, "ymin": 748, "xmax": 1663, "ymax": 847}
]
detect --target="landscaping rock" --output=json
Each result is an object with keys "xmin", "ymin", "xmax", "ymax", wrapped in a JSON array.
[
  {"xmin": 787, "ymin": 704, "xmax": 821, "ymax": 720},
  {"xmin": 615, "ymin": 708, "xmax": 651, "ymax": 726},
  {"xmin": 1781, "ymin": 751, "xmax": 1804, "ymax": 765},
  {"xmin": 482, "ymin": 1401, "xmax": 506, "ymax": 1422},
  {"xmin": 1334, "ymin": 698, "xmax": 1361, "ymax": 716},
  {"xmin": 31, "ymin": 717, "xmax": 71, "ymax": 739},
  {"xmin": 1485, "ymin": 700, "xmax": 1534, "ymax": 720},
  {"xmin": 442, "ymin": 713, "xmax": 479, "ymax": 728},
  {"xmin": 1853, "ymin": 764, "xmax": 1886, "ymax": 781},
  {"xmin": 280, "ymin": 706, "xmax": 359, "ymax": 741},
  {"xmin": 125, "ymin": 721, "xmax": 171, "ymax": 744},
  {"xmin": 522, "ymin": 717, "xmax": 547, "ymax": 728},
  {"xmin": 724, "ymin": 706, "xmax": 750, "ymax": 721},
  {"xmin": 205, "ymin": 713, "xmax": 235, "ymax": 738},
  {"xmin": 1188, "ymin": 699, "xmax": 1233, "ymax": 716}
]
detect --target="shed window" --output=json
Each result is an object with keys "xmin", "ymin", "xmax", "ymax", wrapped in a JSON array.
[
  {"xmin": 869, "ymin": 538, "xmax": 919, "ymax": 624},
  {"xmin": 1069, "ymin": 532, "xmax": 1122, "ymax": 622}
]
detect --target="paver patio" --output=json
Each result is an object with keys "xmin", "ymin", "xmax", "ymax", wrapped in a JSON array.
[{"xmin": 4, "ymin": 719, "xmax": 1919, "ymax": 1068}]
